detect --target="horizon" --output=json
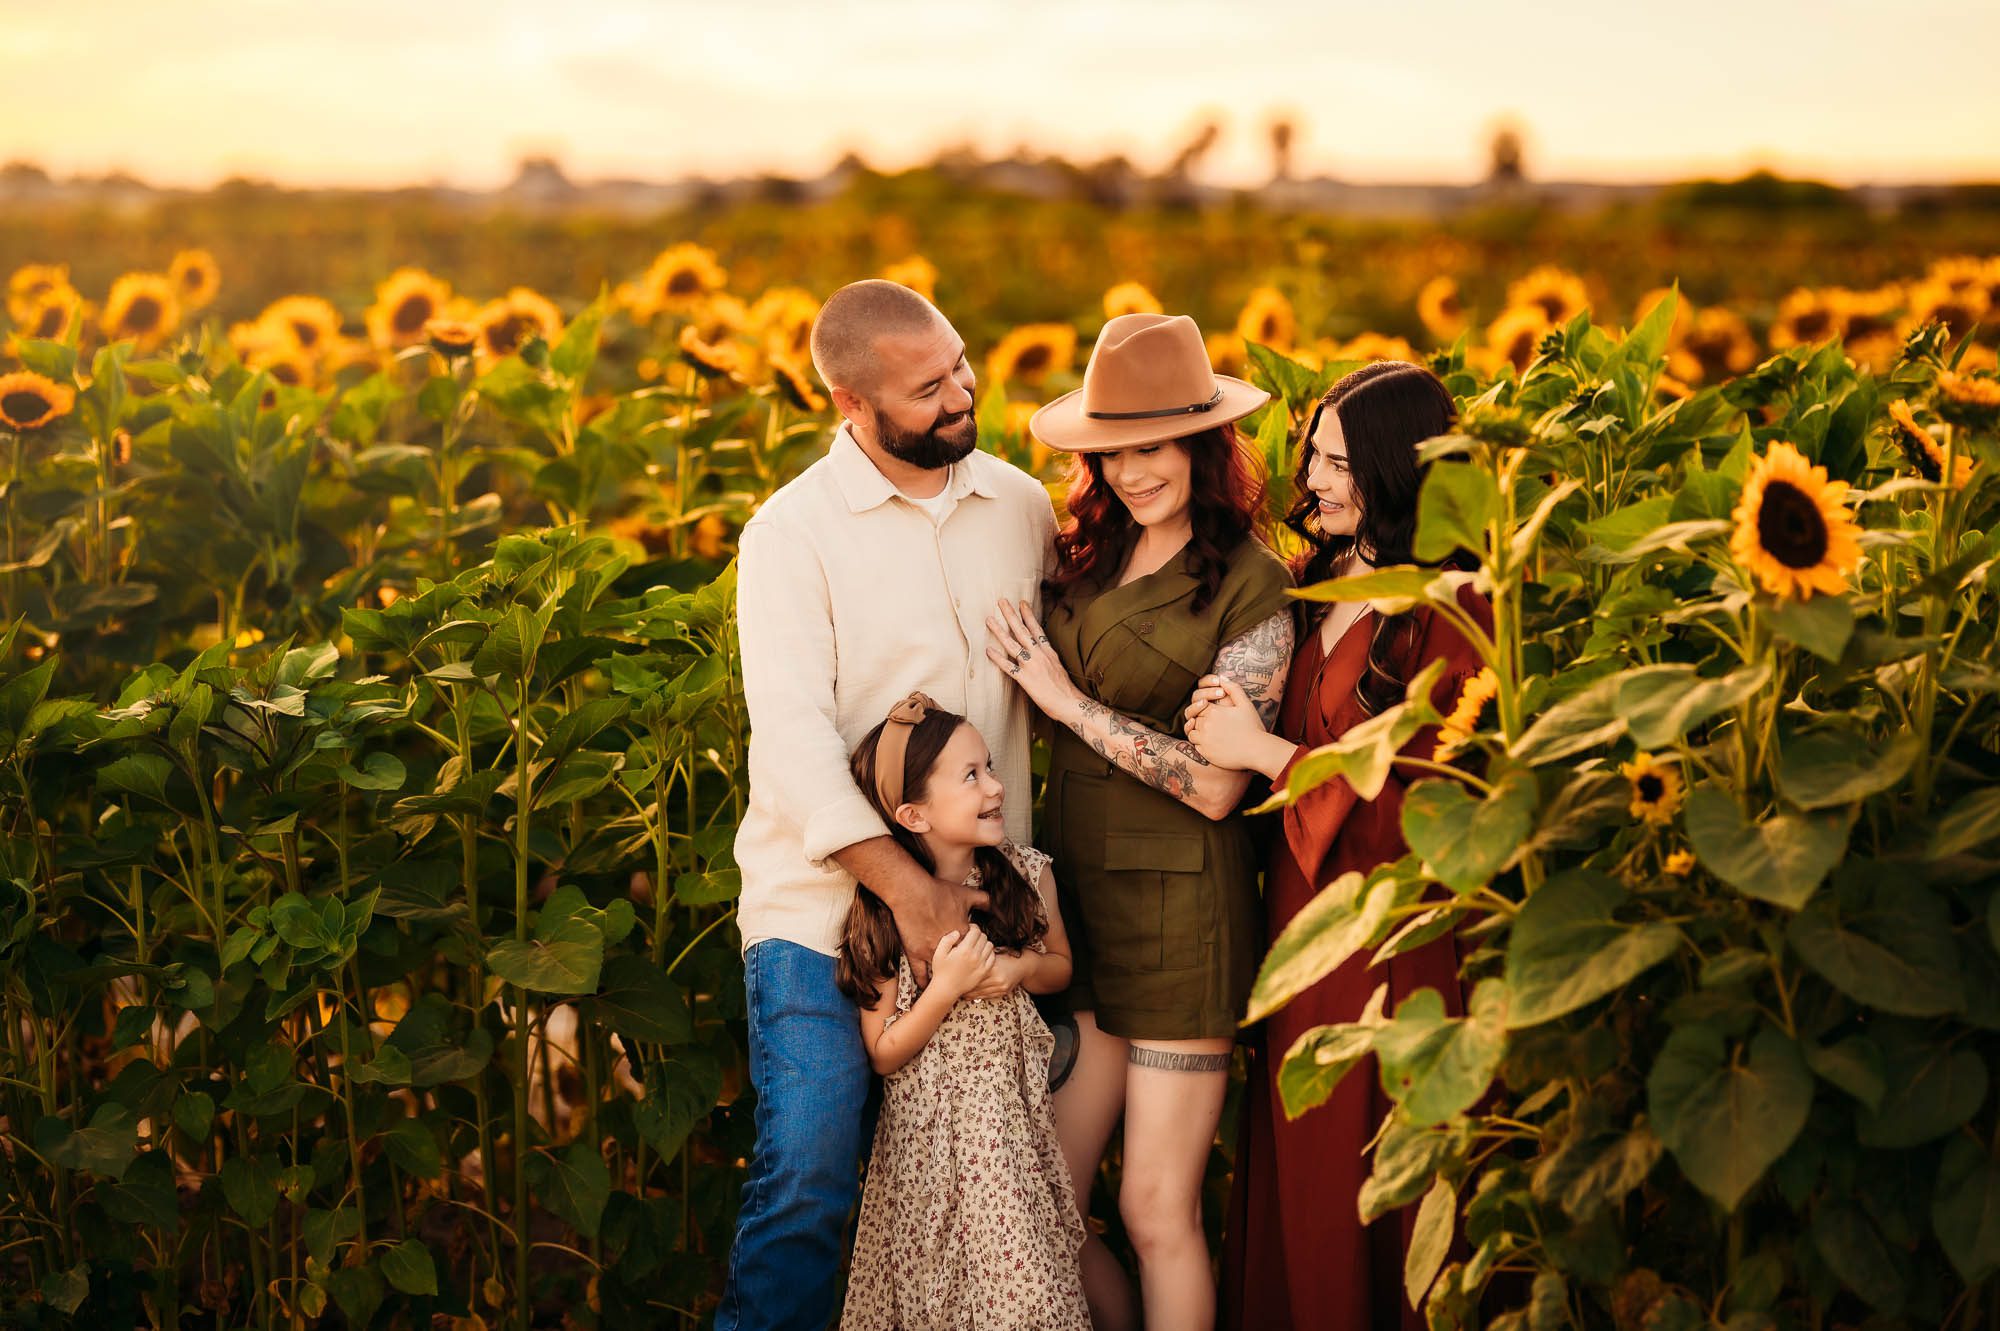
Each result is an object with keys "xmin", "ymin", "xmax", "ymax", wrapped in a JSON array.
[{"xmin": 3, "ymin": 0, "xmax": 1998, "ymax": 192}]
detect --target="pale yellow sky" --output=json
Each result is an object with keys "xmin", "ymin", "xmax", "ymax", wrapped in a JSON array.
[{"xmin": 3, "ymin": 0, "xmax": 1997, "ymax": 189}]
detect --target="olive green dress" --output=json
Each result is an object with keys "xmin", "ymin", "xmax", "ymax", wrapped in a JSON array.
[{"xmin": 1043, "ymin": 538, "xmax": 1293, "ymax": 1040}]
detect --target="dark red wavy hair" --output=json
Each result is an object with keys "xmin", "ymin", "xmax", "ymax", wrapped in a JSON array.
[{"xmin": 1042, "ymin": 423, "xmax": 1266, "ymax": 616}]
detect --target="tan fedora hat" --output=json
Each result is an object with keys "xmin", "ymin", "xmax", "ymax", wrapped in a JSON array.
[{"xmin": 1031, "ymin": 313, "xmax": 1271, "ymax": 452}]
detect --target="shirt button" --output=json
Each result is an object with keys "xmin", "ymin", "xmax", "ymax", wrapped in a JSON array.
[{"xmin": 1136, "ymin": 619, "xmax": 1155, "ymax": 634}]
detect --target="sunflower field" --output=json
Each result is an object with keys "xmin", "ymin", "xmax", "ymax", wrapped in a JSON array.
[{"xmin": 3, "ymin": 181, "xmax": 2000, "ymax": 1329}]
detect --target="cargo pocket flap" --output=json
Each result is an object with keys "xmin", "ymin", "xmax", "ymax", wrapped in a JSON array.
[{"xmin": 1102, "ymin": 831, "xmax": 1206, "ymax": 873}]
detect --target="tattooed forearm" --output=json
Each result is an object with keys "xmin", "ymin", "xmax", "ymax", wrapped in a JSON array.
[
  {"xmin": 1210, "ymin": 611, "xmax": 1295, "ymax": 724},
  {"xmin": 1070, "ymin": 697, "xmax": 1214, "ymax": 804}
]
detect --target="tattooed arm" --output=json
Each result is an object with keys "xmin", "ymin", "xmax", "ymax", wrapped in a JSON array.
[{"xmin": 985, "ymin": 597, "xmax": 1294, "ymax": 821}]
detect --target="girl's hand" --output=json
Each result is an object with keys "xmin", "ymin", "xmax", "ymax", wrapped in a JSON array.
[
  {"xmin": 930, "ymin": 925, "xmax": 996, "ymax": 999},
  {"xmin": 1184, "ymin": 674, "xmax": 1271, "ymax": 769},
  {"xmin": 962, "ymin": 949, "xmax": 1030, "ymax": 1000},
  {"xmin": 985, "ymin": 599, "xmax": 1077, "ymax": 720}
]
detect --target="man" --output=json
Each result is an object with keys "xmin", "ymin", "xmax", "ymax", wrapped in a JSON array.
[{"xmin": 717, "ymin": 279, "xmax": 1057, "ymax": 1330}]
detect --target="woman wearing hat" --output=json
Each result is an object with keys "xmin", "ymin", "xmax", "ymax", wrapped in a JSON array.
[{"xmin": 983, "ymin": 312, "xmax": 1294, "ymax": 1330}]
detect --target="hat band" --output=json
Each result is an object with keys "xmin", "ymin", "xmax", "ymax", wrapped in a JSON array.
[{"xmin": 1084, "ymin": 386, "xmax": 1224, "ymax": 421}]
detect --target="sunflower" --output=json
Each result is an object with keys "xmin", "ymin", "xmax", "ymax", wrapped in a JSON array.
[
  {"xmin": 260, "ymin": 295, "xmax": 343, "ymax": 356},
  {"xmin": 248, "ymin": 343, "xmax": 314, "ymax": 389},
  {"xmin": 6, "ymin": 263, "xmax": 69, "ymax": 324},
  {"xmin": 227, "ymin": 317, "xmax": 292, "ymax": 363},
  {"xmin": 1435, "ymin": 667, "xmax": 1499, "ymax": 757},
  {"xmin": 1235, "ymin": 286, "xmax": 1296, "ymax": 352},
  {"xmin": 1621, "ymin": 753, "xmax": 1684, "ymax": 826},
  {"xmin": 768, "ymin": 353, "xmax": 827, "ymax": 411},
  {"xmin": 1486, "ymin": 305, "xmax": 1552, "ymax": 374},
  {"xmin": 473, "ymin": 287, "xmax": 563, "ymax": 363},
  {"xmin": 607, "ymin": 511, "xmax": 674, "ymax": 557},
  {"xmin": 1767, "ymin": 288, "xmax": 1846, "ymax": 350},
  {"xmin": 1835, "ymin": 284, "xmax": 1903, "ymax": 344},
  {"xmin": 880, "ymin": 256, "xmax": 939, "ymax": 301},
  {"xmin": 678, "ymin": 323, "xmax": 744, "ymax": 380},
  {"xmin": 1205, "ymin": 332, "xmax": 1247, "ymax": 378},
  {"xmin": 366, "ymin": 267, "xmax": 453, "ymax": 349},
  {"xmin": 321, "ymin": 338, "xmax": 381, "ymax": 377},
  {"xmin": 1507, "ymin": 266, "xmax": 1589, "ymax": 325},
  {"xmin": 0, "ymin": 371, "xmax": 75, "ymax": 431},
  {"xmin": 1936, "ymin": 371, "xmax": 2000, "ymax": 430},
  {"xmin": 1417, "ymin": 275, "xmax": 1468, "ymax": 342},
  {"xmin": 13, "ymin": 283, "xmax": 84, "ymax": 343},
  {"xmin": 1926, "ymin": 255, "xmax": 1988, "ymax": 296},
  {"xmin": 1669, "ymin": 308, "xmax": 1757, "ymax": 384},
  {"xmin": 1901, "ymin": 278, "xmax": 1989, "ymax": 343},
  {"xmin": 422, "ymin": 317, "xmax": 478, "ymax": 362},
  {"xmin": 167, "ymin": 249, "xmax": 221, "ymax": 311},
  {"xmin": 1330, "ymin": 332, "xmax": 1419, "ymax": 365},
  {"xmin": 1887, "ymin": 398, "xmax": 1971, "ymax": 488},
  {"xmin": 749, "ymin": 286, "xmax": 820, "ymax": 362},
  {"xmin": 1729, "ymin": 440, "xmax": 1864, "ymax": 601},
  {"xmin": 690, "ymin": 513, "xmax": 730, "ymax": 560},
  {"xmin": 987, "ymin": 323, "xmax": 1077, "ymax": 387},
  {"xmin": 1979, "ymin": 256, "xmax": 2000, "ymax": 320},
  {"xmin": 632, "ymin": 243, "xmax": 727, "ymax": 321},
  {"xmin": 1663, "ymin": 848, "xmax": 1695, "ymax": 877},
  {"xmin": 101, "ymin": 272, "xmax": 182, "ymax": 350},
  {"xmin": 1103, "ymin": 281, "xmax": 1163, "ymax": 320}
]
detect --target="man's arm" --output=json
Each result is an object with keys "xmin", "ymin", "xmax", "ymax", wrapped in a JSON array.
[
  {"xmin": 831, "ymin": 837, "xmax": 985, "ymax": 966},
  {"xmin": 736, "ymin": 521, "xmax": 983, "ymax": 961}
]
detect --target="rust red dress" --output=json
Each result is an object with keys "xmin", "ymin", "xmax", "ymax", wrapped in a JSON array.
[{"xmin": 1222, "ymin": 583, "xmax": 1493, "ymax": 1331}]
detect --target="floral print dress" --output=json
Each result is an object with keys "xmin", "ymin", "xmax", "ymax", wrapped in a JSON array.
[{"xmin": 840, "ymin": 841, "xmax": 1090, "ymax": 1331}]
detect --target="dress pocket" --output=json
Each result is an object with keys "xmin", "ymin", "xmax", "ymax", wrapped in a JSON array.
[
  {"xmin": 1096, "ymin": 619, "xmax": 1215, "ymax": 732},
  {"xmin": 1098, "ymin": 831, "xmax": 1209, "ymax": 971}
]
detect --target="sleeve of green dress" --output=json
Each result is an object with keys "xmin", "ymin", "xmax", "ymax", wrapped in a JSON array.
[{"xmin": 1214, "ymin": 542, "xmax": 1296, "ymax": 648}]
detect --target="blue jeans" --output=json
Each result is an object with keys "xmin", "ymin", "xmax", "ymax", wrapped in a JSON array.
[{"xmin": 715, "ymin": 939, "xmax": 871, "ymax": 1331}]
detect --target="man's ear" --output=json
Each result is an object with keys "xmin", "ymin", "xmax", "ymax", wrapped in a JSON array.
[
  {"xmin": 830, "ymin": 386, "xmax": 869, "ymax": 428},
  {"xmin": 892, "ymin": 803, "xmax": 929, "ymax": 835}
]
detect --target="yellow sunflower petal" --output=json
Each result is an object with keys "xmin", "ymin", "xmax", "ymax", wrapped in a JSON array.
[{"xmin": 1728, "ymin": 441, "xmax": 1864, "ymax": 600}]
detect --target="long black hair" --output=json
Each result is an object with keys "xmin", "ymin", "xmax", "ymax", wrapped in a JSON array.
[
  {"xmin": 1284, "ymin": 360, "xmax": 1464, "ymax": 716},
  {"xmin": 835, "ymin": 706, "xmax": 1046, "ymax": 1006}
]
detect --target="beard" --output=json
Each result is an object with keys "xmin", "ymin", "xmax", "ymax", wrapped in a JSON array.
[{"xmin": 872, "ymin": 400, "xmax": 977, "ymax": 470}]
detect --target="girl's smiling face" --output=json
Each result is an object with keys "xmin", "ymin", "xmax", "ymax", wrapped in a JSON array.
[{"xmin": 897, "ymin": 722, "xmax": 1006, "ymax": 849}]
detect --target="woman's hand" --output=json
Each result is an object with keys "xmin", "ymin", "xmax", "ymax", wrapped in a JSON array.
[
  {"xmin": 985, "ymin": 598, "xmax": 1079, "ymax": 721},
  {"xmin": 930, "ymin": 925, "xmax": 996, "ymax": 1000},
  {"xmin": 1185, "ymin": 674, "xmax": 1285, "ymax": 774}
]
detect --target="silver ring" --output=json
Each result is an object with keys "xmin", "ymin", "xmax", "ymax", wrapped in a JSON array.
[{"xmin": 1033, "ymin": 635, "xmax": 1049, "ymax": 645}]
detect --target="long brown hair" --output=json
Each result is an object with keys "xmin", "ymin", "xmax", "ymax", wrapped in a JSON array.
[
  {"xmin": 1286, "ymin": 361, "xmax": 1465, "ymax": 716},
  {"xmin": 835, "ymin": 707, "xmax": 1047, "ymax": 1006},
  {"xmin": 1042, "ymin": 423, "xmax": 1265, "ymax": 617}
]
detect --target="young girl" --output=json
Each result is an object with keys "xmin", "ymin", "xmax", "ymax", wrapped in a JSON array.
[
  {"xmin": 836, "ymin": 691, "xmax": 1091, "ymax": 1331},
  {"xmin": 832, "ymin": 687, "xmax": 1096, "ymax": 1319}
]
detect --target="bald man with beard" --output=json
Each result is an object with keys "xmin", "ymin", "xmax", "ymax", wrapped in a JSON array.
[{"xmin": 717, "ymin": 280, "xmax": 1057, "ymax": 1330}]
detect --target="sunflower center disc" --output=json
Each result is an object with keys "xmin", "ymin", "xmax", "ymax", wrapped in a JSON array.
[{"xmin": 1757, "ymin": 479, "xmax": 1830, "ymax": 569}]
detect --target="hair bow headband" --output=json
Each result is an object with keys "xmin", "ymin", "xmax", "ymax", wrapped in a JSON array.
[{"xmin": 873, "ymin": 691, "xmax": 941, "ymax": 814}]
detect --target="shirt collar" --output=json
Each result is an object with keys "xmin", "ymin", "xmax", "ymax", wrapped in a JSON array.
[{"xmin": 828, "ymin": 421, "xmax": 998, "ymax": 514}]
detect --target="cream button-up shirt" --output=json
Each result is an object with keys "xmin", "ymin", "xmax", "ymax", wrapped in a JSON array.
[{"xmin": 733, "ymin": 423, "xmax": 1058, "ymax": 956}]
